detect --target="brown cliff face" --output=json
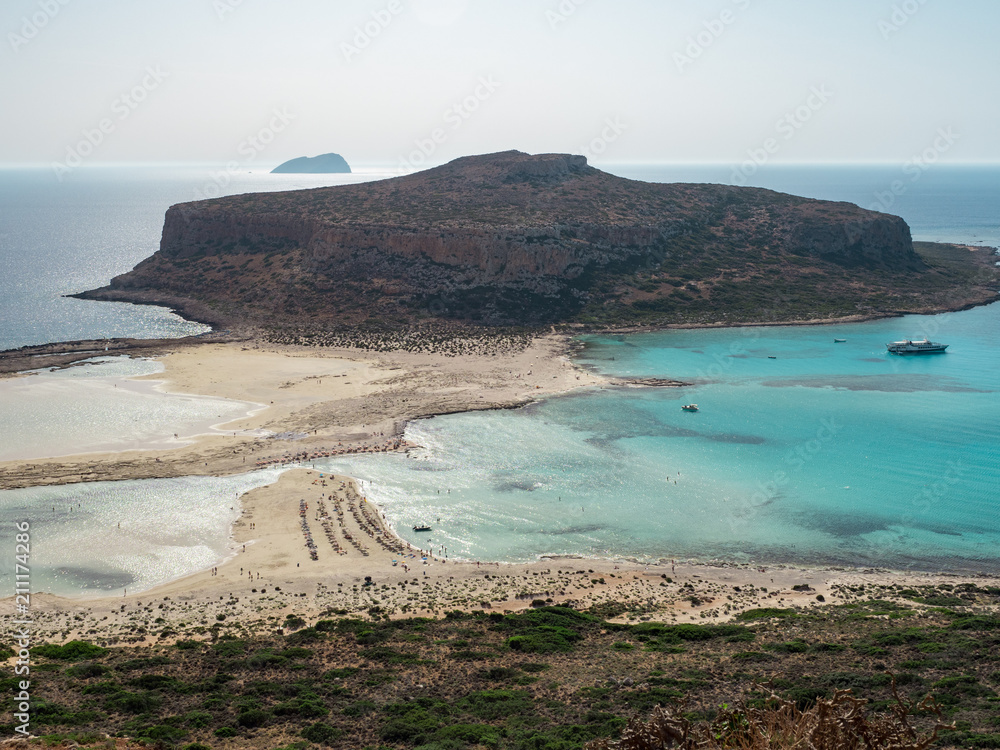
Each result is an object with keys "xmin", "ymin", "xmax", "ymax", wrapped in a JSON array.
[{"xmin": 82, "ymin": 151, "xmax": 954, "ymax": 329}]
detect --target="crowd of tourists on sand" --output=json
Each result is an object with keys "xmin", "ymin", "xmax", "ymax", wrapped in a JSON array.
[
  {"xmin": 254, "ymin": 437, "xmax": 409, "ymax": 469},
  {"xmin": 298, "ymin": 498, "xmax": 319, "ymax": 561}
]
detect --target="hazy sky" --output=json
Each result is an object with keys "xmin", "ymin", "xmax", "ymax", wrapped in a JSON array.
[{"xmin": 3, "ymin": 0, "xmax": 998, "ymax": 168}]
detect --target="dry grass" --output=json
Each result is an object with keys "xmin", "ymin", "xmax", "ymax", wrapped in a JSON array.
[{"xmin": 586, "ymin": 680, "xmax": 953, "ymax": 750}]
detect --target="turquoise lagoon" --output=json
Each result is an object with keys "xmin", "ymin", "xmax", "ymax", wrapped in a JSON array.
[
  {"xmin": 0, "ymin": 470, "xmax": 284, "ymax": 597},
  {"xmin": 4, "ymin": 305, "xmax": 998, "ymax": 597},
  {"xmin": 317, "ymin": 304, "xmax": 1000, "ymax": 574}
]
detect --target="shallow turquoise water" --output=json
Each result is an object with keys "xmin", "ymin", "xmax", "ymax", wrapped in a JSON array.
[
  {"xmin": 0, "ymin": 357, "xmax": 264, "ymax": 461},
  {"xmin": 0, "ymin": 470, "xmax": 284, "ymax": 597},
  {"xmin": 2, "ymin": 307, "xmax": 996, "ymax": 597},
  {"xmin": 318, "ymin": 304, "xmax": 1000, "ymax": 574}
]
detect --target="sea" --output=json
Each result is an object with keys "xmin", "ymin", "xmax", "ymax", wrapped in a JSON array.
[{"xmin": 1, "ymin": 162, "xmax": 998, "ymax": 596}]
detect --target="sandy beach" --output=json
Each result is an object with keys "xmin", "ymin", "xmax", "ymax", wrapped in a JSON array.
[
  {"xmin": 0, "ymin": 334, "xmax": 602, "ymax": 490},
  {"xmin": 3, "ymin": 335, "xmax": 998, "ymax": 646},
  {"xmin": 18, "ymin": 466, "xmax": 999, "ymax": 646}
]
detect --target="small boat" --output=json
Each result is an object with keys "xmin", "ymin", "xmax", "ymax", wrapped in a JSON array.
[
  {"xmin": 834, "ymin": 338, "xmax": 846, "ymax": 343},
  {"xmin": 886, "ymin": 339, "xmax": 948, "ymax": 355},
  {"xmin": 681, "ymin": 404, "xmax": 699, "ymax": 412},
  {"xmin": 413, "ymin": 525, "xmax": 432, "ymax": 532},
  {"xmin": 767, "ymin": 356, "xmax": 777, "ymax": 359}
]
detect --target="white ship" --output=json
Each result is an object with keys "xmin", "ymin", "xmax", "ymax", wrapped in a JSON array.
[{"xmin": 886, "ymin": 338, "xmax": 948, "ymax": 354}]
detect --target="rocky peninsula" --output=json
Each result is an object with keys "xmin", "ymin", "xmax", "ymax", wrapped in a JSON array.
[{"xmin": 76, "ymin": 151, "xmax": 1000, "ymax": 336}]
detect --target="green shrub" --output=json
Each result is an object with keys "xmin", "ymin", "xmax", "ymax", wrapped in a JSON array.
[
  {"xmin": 246, "ymin": 649, "xmax": 288, "ymax": 668},
  {"xmin": 106, "ymin": 691, "xmax": 161, "ymax": 714},
  {"xmin": 630, "ymin": 622, "xmax": 752, "ymax": 644},
  {"xmin": 118, "ymin": 656, "xmax": 171, "ymax": 671},
  {"xmin": 766, "ymin": 640, "xmax": 811, "ymax": 654},
  {"xmin": 287, "ymin": 627, "xmax": 323, "ymax": 644},
  {"xmin": 784, "ymin": 686, "xmax": 830, "ymax": 709},
  {"xmin": 302, "ymin": 721, "xmax": 345, "ymax": 745},
  {"xmin": 361, "ymin": 646, "xmax": 425, "ymax": 664},
  {"xmin": 32, "ymin": 641, "xmax": 107, "ymax": 661},
  {"xmin": 65, "ymin": 662, "xmax": 107, "ymax": 679},
  {"xmin": 32, "ymin": 699, "xmax": 102, "ymax": 727},
  {"xmin": 130, "ymin": 674, "xmax": 178, "ymax": 690},
  {"xmin": 184, "ymin": 711, "xmax": 213, "ymax": 728},
  {"xmin": 381, "ymin": 718, "xmax": 436, "ymax": 744},
  {"xmin": 951, "ymin": 616, "xmax": 1000, "ymax": 631},
  {"xmin": 237, "ymin": 708, "xmax": 270, "ymax": 728},
  {"xmin": 274, "ymin": 697, "xmax": 328, "ymax": 718},
  {"xmin": 736, "ymin": 608, "xmax": 798, "ymax": 621},
  {"xmin": 211, "ymin": 639, "xmax": 247, "ymax": 658},
  {"xmin": 82, "ymin": 681, "xmax": 121, "ymax": 696},
  {"xmin": 136, "ymin": 724, "xmax": 187, "ymax": 743},
  {"xmin": 343, "ymin": 700, "xmax": 378, "ymax": 717},
  {"xmin": 433, "ymin": 723, "xmax": 502, "ymax": 748},
  {"xmin": 457, "ymin": 689, "xmax": 533, "ymax": 720},
  {"xmin": 507, "ymin": 629, "xmax": 577, "ymax": 654}
]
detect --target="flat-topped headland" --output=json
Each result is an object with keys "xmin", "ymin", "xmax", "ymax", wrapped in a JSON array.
[{"xmin": 74, "ymin": 151, "xmax": 1000, "ymax": 336}]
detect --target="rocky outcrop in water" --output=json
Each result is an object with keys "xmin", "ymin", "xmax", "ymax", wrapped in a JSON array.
[{"xmin": 271, "ymin": 153, "xmax": 351, "ymax": 174}]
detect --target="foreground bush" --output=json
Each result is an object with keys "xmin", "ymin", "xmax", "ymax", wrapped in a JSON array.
[{"xmin": 586, "ymin": 684, "xmax": 952, "ymax": 750}]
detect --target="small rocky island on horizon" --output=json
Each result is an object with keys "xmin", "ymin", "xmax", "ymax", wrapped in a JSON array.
[
  {"xmin": 79, "ymin": 151, "xmax": 1000, "ymax": 334},
  {"xmin": 271, "ymin": 152, "xmax": 352, "ymax": 174}
]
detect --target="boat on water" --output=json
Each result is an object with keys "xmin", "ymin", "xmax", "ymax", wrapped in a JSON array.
[
  {"xmin": 413, "ymin": 525, "xmax": 432, "ymax": 532},
  {"xmin": 886, "ymin": 339, "xmax": 948, "ymax": 354},
  {"xmin": 681, "ymin": 404, "xmax": 699, "ymax": 412},
  {"xmin": 834, "ymin": 338, "xmax": 846, "ymax": 343}
]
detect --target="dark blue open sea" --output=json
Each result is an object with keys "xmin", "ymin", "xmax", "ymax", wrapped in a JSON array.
[
  {"xmin": 0, "ymin": 166, "xmax": 391, "ymax": 351},
  {"xmin": 1, "ymin": 163, "xmax": 998, "ymax": 596}
]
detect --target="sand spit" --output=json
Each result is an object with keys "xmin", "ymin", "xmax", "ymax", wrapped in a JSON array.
[{"xmin": 0, "ymin": 334, "xmax": 603, "ymax": 490}]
